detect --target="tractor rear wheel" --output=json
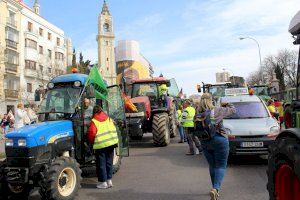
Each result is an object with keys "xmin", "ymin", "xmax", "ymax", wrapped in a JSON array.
[
  {"xmin": 39, "ymin": 157, "xmax": 82, "ymax": 200},
  {"xmin": 267, "ymin": 136, "xmax": 300, "ymax": 200},
  {"xmin": 152, "ymin": 113, "xmax": 170, "ymax": 147}
]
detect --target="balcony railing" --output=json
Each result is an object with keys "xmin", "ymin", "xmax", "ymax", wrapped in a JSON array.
[
  {"xmin": 6, "ymin": 39, "xmax": 17, "ymax": 49},
  {"xmin": 5, "ymin": 63, "xmax": 18, "ymax": 73},
  {"xmin": 6, "ymin": 17, "xmax": 17, "ymax": 28},
  {"xmin": 4, "ymin": 89, "xmax": 19, "ymax": 99}
]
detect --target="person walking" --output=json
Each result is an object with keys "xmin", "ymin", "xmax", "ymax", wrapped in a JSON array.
[
  {"xmin": 182, "ymin": 100, "xmax": 202, "ymax": 155},
  {"xmin": 15, "ymin": 103, "xmax": 27, "ymax": 129},
  {"xmin": 87, "ymin": 105, "xmax": 119, "ymax": 189},
  {"xmin": 177, "ymin": 105, "xmax": 186, "ymax": 143},
  {"xmin": 197, "ymin": 93, "xmax": 236, "ymax": 200},
  {"xmin": 1, "ymin": 114, "xmax": 10, "ymax": 135}
]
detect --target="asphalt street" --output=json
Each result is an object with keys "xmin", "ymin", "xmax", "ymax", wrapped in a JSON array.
[{"xmin": 27, "ymin": 134, "xmax": 269, "ymax": 200}]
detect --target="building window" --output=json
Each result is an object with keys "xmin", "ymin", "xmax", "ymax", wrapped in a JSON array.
[
  {"xmin": 25, "ymin": 39, "xmax": 37, "ymax": 50},
  {"xmin": 39, "ymin": 46, "xmax": 43, "ymax": 54},
  {"xmin": 5, "ymin": 49, "xmax": 19, "ymax": 65},
  {"xmin": 48, "ymin": 49, "xmax": 52, "ymax": 58},
  {"xmin": 39, "ymin": 28, "xmax": 43, "ymax": 36},
  {"xmin": 48, "ymin": 32, "xmax": 51, "ymax": 41},
  {"xmin": 55, "ymin": 52, "xmax": 64, "ymax": 60},
  {"xmin": 27, "ymin": 22, "xmax": 33, "ymax": 32},
  {"xmin": 48, "ymin": 67, "xmax": 51, "ymax": 73},
  {"xmin": 39, "ymin": 65, "xmax": 43, "ymax": 71},
  {"xmin": 6, "ymin": 26, "xmax": 19, "ymax": 43},
  {"xmin": 25, "ymin": 60, "xmax": 36, "ymax": 70},
  {"xmin": 106, "ymin": 57, "xmax": 109, "ymax": 61},
  {"xmin": 56, "ymin": 37, "xmax": 60, "ymax": 46},
  {"xmin": 27, "ymin": 83, "xmax": 32, "ymax": 93}
]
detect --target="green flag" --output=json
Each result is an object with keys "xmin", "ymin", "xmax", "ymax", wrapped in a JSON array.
[{"xmin": 87, "ymin": 65, "xmax": 108, "ymax": 101}]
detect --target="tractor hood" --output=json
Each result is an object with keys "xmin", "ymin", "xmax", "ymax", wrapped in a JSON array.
[{"xmin": 6, "ymin": 120, "xmax": 74, "ymax": 148}]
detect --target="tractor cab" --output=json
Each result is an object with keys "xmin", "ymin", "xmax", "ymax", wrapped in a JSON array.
[{"xmin": 130, "ymin": 77, "xmax": 174, "ymax": 110}]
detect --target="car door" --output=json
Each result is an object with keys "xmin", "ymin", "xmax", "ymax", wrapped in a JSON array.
[{"xmin": 103, "ymin": 85, "xmax": 129, "ymax": 157}]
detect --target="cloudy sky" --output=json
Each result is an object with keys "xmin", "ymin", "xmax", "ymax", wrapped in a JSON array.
[{"xmin": 24, "ymin": 0, "xmax": 299, "ymax": 95}]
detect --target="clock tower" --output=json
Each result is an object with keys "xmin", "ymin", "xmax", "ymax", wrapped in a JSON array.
[{"xmin": 97, "ymin": 0, "xmax": 116, "ymax": 85}]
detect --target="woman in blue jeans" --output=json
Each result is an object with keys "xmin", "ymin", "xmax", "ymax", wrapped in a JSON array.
[{"xmin": 197, "ymin": 93, "xmax": 236, "ymax": 200}]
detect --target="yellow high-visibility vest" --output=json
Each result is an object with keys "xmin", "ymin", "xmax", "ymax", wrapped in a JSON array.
[
  {"xmin": 159, "ymin": 84, "xmax": 168, "ymax": 96},
  {"xmin": 182, "ymin": 106, "xmax": 195, "ymax": 128},
  {"xmin": 92, "ymin": 118, "xmax": 119, "ymax": 150}
]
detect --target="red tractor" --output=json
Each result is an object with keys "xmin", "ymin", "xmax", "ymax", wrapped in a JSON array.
[{"xmin": 125, "ymin": 77, "xmax": 180, "ymax": 146}]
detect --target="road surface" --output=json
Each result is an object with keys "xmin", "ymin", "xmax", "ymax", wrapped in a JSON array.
[{"xmin": 28, "ymin": 134, "xmax": 268, "ymax": 200}]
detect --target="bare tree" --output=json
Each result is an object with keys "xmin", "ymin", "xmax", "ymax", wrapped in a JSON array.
[
  {"xmin": 247, "ymin": 70, "xmax": 261, "ymax": 85},
  {"xmin": 248, "ymin": 49, "xmax": 298, "ymax": 91}
]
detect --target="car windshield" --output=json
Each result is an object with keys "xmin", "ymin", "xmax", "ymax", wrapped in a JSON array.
[
  {"xmin": 38, "ymin": 87, "xmax": 81, "ymax": 114},
  {"xmin": 225, "ymin": 102, "xmax": 269, "ymax": 119},
  {"xmin": 253, "ymin": 87, "xmax": 268, "ymax": 96},
  {"xmin": 132, "ymin": 83, "xmax": 158, "ymax": 98}
]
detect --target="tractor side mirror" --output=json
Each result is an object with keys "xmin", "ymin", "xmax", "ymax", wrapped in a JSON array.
[
  {"xmin": 34, "ymin": 89, "xmax": 41, "ymax": 101},
  {"xmin": 166, "ymin": 82, "xmax": 171, "ymax": 87},
  {"xmin": 197, "ymin": 85, "xmax": 201, "ymax": 93},
  {"xmin": 86, "ymin": 86, "xmax": 95, "ymax": 98}
]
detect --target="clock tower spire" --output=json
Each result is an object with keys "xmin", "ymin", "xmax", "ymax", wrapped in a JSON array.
[{"xmin": 96, "ymin": 0, "xmax": 116, "ymax": 85}]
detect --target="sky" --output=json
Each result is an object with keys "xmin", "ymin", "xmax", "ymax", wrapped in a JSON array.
[{"xmin": 24, "ymin": 0, "xmax": 299, "ymax": 96}]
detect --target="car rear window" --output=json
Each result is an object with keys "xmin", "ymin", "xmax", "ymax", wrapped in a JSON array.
[{"xmin": 225, "ymin": 102, "xmax": 269, "ymax": 119}]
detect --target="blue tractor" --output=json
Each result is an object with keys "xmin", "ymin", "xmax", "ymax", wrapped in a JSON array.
[{"xmin": 0, "ymin": 73, "xmax": 129, "ymax": 200}]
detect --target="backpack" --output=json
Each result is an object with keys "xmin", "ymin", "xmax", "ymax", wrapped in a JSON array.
[{"xmin": 192, "ymin": 110, "xmax": 217, "ymax": 141}]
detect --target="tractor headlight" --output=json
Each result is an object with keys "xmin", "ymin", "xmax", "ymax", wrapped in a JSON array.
[
  {"xmin": 74, "ymin": 81, "xmax": 81, "ymax": 87},
  {"xmin": 5, "ymin": 139, "xmax": 14, "ymax": 147},
  {"xmin": 18, "ymin": 139, "xmax": 27, "ymax": 147},
  {"xmin": 47, "ymin": 82, "xmax": 54, "ymax": 89}
]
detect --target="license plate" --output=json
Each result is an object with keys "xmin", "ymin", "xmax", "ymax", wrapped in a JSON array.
[{"xmin": 241, "ymin": 142, "xmax": 264, "ymax": 147}]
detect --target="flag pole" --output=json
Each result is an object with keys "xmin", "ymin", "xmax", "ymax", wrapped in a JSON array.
[{"xmin": 71, "ymin": 76, "xmax": 90, "ymax": 118}]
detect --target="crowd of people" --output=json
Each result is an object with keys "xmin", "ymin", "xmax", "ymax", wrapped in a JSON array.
[
  {"xmin": 176, "ymin": 93, "xmax": 236, "ymax": 200},
  {"xmin": 0, "ymin": 103, "xmax": 38, "ymax": 137}
]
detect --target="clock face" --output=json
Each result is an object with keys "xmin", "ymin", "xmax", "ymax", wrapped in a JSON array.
[{"xmin": 103, "ymin": 23, "xmax": 109, "ymax": 32}]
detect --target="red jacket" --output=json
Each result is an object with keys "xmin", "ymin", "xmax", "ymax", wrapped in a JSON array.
[{"xmin": 87, "ymin": 112, "xmax": 109, "ymax": 145}]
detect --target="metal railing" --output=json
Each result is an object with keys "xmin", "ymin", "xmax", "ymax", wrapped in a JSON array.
[
  {"xmin": 4, "ymin": 89, "xmax": 18, "ymax": 99},
  {"xmin": 6, "ymin": 39, "xmax": 17, "ymax": 49},
  {"xmin": 6, "ymin": 17, "xmax": 17, "ymax": 28}
]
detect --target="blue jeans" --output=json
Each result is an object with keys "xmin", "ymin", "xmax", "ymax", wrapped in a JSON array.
[
  {"xmin": 178, "ymin": 126, "xmax": 186, "ymax": 141},
  {"xmin": 201, "ymin": 134, "xmax": 229, "ymax": 190},
  {"xmin": 95, "ymin": 148, "xmax": 114, "ymax": 182}
]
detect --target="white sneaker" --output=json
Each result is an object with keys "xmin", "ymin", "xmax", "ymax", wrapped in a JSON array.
[
  {"xmin": 96, "ymin": 182, "xmax": 108, "ymax": 189},
  {"xmin": 107, "ymin": 179, "xmax": 113, "ymax": 188}
]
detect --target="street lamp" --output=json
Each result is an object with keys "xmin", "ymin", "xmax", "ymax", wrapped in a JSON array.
[
  {"xmin": 239, "ymin": 36, "xmax": 263, "ymax": 83},
  {"xmin": 223, "ymin": 68, "xmax": 235, "ymax": 85}
]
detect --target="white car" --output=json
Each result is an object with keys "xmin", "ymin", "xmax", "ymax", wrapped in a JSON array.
[{"xmin": 220, "ymin": 94, "xmax": 280, "ymax": 155}]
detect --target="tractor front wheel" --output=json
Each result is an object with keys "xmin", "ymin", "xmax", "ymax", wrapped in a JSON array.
[
  {"xmin": 267, "ymin": 136, "xmax": 300, "ymax": 200},
  {"xmin": 0, "ymin": 161, "xmax": 31, "ymax": 200},
  {"xmin": 39, "ymin": 157, "xmax": 82, "ymax": 200},
  {"xmin": 152, "ymin": 113, "xmax": 170, "ymax": 147}
]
